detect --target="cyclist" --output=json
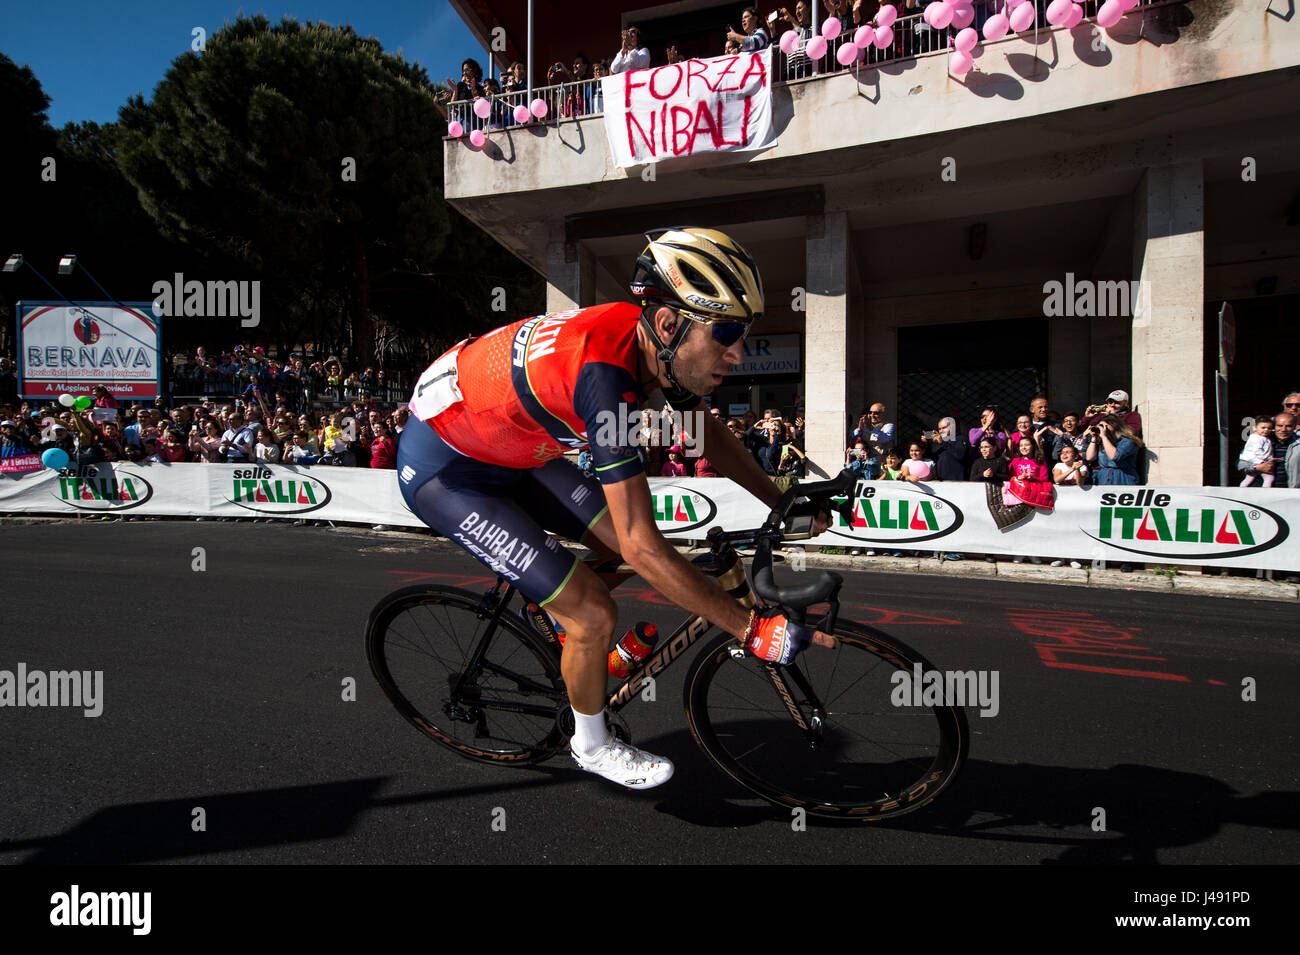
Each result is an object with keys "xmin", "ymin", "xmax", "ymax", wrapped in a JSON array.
[{"xmin": 398, "ymin": 227, "xmax": 830, "ymax": 790}]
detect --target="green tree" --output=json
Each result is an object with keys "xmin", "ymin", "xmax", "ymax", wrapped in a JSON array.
[
  {"xmin": 0, "ymin": 52, "xmax": 60, "ymax": 355},
  {"xmin": 116, "ymin": 15, "xmax": 449, "ymax": 367}
]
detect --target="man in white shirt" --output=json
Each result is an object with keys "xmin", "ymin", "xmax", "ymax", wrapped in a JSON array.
[
  {"xmin": 220, "ymin": 410, "xmax": 255, "ymax": 463},
  {"xmin": 611, "ymin": 25, "xmax": 650, "ymax": 72}
]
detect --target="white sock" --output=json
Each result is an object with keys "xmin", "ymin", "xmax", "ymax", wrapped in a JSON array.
[{"xmin": 571, "ymin": 707, "xmax": 612, "ymax": 756}]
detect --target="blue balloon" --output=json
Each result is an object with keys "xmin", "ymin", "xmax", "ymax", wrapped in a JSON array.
[{"xmin": 41, "ymin": 448, "xmax": 70, "ymax": 470}]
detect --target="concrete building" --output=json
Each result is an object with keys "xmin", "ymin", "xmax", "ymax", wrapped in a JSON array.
[{"xmin": 443, "ymin": 0, "xmax": 1300, "ymax": 484}]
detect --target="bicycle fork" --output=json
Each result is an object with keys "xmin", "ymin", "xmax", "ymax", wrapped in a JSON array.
[{"xmin": 760, "ymin": 662, "xmax": 826, "ymax": 749}]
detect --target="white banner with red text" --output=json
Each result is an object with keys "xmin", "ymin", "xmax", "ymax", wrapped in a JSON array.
[
  {"xmin": 602, "ymin": 48, "xmax": 774, "ymax": 168},
  {"xmin": 1, "ymin": 466, "xmax": 1296, "ymax": 570},
  {"xmin": 17, "ymin": 301, "xmax": 162, "ymax": 401}
]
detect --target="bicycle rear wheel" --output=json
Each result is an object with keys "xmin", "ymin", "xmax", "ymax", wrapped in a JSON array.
[
  {"xmin": 366, "ymin": 586, "xmax": 567, "ymax": 764},
  {"xmin": 684, "ymin": 621, "xmax": 969, "ymax": 820}
]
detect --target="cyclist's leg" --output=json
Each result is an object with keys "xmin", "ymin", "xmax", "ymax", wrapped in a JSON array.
[
  {"xmin": 397, "ymin": 427, "xmax": 620, "ymax": 717},
  {"xmin": 517, "ymin": 458, "xmax": 629, "ymax": 713},
  {"xmin": 523, "ymin": 456, "xmax": 635, "ymax": 591}
]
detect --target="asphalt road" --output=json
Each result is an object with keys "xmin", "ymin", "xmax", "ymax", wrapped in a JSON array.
[{"xmin": 1, "ymin": 521, "xmax": 1295, "ymax": 865}]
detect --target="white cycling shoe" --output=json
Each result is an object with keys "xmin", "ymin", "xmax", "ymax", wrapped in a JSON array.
[{"xmin": 571, "ymin": 738, "xmax": 675, "ymax": 790}]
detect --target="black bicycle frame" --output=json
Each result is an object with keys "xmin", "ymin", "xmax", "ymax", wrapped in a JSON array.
[{"xmin": 460, "ymin": 545, "xmax": 832, "ymax": 746}]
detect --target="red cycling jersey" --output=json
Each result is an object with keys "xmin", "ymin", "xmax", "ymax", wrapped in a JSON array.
[{"xmin": 409, "ymin": 302, "xmax": 650, "ymax": 484}]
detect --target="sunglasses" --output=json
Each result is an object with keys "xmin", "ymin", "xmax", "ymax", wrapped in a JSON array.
[
  {"xmin": 677, "ymin": 310, "xmax": 751, "ymax": 347},
  {"xmin": 1285, "ymin": 402, "xmax": 1300, "ymax": 408}
]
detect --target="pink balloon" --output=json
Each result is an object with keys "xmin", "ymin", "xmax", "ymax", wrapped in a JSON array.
[
  {"xmin": 872, "ymin": 25, "xmax": 894, "ymax": 49},
  {"xmin": 1010, "ymin": 3, "xmax": 1036, "ymax": 30},
  {"xmin": 1046, "ymin": 0, "xmax": 1072, "ymax": 25},
  {"xmin": 806, "ymin": 35, "xmax": 828, "ymax": 60},
  {"xmin": 529, "ymin": 97, "xmax": 548, "ymax": 118},
  {"xmin": 836, "ymin": 41, "xmax": 860, "ymax": 65},
  {"xmin": 473, "ymin": 97, "xmax": 491, "ymax": 119},
  {"xmin": 930, "ymin": 1, "xmax": 954, "ymax": 30},
  {"xmin": 954, "ymin": 27, "xmax": 978, "ymax": 52},
  {"xmin": 854, "ymin": 25, "xmax": 874, "ymax": 47},
  {"xmin": 1119, "ymin": 0, "xmax": 1140, "ymax": 8},
  {"xmin": 1096, "ymin": 0, "xmax": 1124, "ymax": 28},
  {"xmin": 513, "ymin": 104, "xmax": 530, "ymax": 124},
  {"xmin": 949, "ymin": 49, "xmax": 973, "ymax": 76},
  {"xmin": 982, "ymin": 12, "xmax": 1009, "ymax": 41},
  {"xmin": 951, "ymin": 4, "xmax": 975, "ymax": 29},
  {"xmin": 1008, "ymin": 0, "xmax": 1031, "ymax": 6},
  {"xmin": 447, "ymin": 120, "xmax": 464, "ymax": 138},
  {"xmin": 875, "ymin": 3, "xmax": 898, "ymax": 28},
  {"xmin": 1063, "ymin": 3, "xmax": 1083, "ymax": 27},
  {"xmin": 821, "ymin": 16, "xmax": 841, "ymax": 39},
  {"xmin": 469, "ymin": 129, "xmax": 486, "ymax": 147},
  {"xmin": 780, "ymin": 29, "xmax": 800, "ymax": 55}
]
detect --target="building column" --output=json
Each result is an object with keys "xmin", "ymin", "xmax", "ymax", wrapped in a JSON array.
[
  {"xmin": 804, "ymin": 212, "xmax": 850, "ymax": 478},
  {"xmin": 545, "ymin": 229, "xmax": 594, "ymax": 311},
  {"xmin": 1131, "ymin": 162, "xmax": 1205, "ymax": 485}
]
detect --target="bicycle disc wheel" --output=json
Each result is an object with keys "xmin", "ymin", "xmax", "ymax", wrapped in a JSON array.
[
  {"xmin": 366, "ymin": 586, "xmax": 567, "ymax": 764},
  {"xmin": 684, "ymin": 621, "xmax": 969, "ymax": 820}
]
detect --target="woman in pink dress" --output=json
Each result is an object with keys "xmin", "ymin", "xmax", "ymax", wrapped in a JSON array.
[
  {"xmin": 661, "ymin": 446, "xmax": 688, "ymax": 477},
  {"xmin": 1006, "ymin": 437, "xmax": 1055, "ymax": 510}
]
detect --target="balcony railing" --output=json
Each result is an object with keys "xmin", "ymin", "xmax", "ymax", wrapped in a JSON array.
[{"xmin": 443, "ymin": 0, "xmax": 1184, "ymax": 137}]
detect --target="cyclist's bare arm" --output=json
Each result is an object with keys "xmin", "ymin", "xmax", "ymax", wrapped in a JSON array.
[
  {"xmin": 594, "ymin": 480, "xmax": 838, "ymax": 649},
  {"xmin": 599, "ymin": 475, "xmax": 755, "ymax": 640}
]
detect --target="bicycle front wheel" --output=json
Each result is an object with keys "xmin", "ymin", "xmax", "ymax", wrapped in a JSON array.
[
  {"xmin": 366, "ymin": 586, "xmax": 567, "ymax": 764},
  {"xmin": 684, "ymin": 621, "xmax": 969, "ymax": 821}
]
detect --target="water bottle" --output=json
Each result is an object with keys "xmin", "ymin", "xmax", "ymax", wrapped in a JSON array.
[{"xmin": 607, "ymin": 622, "xmax": 659, "ymax": 677}]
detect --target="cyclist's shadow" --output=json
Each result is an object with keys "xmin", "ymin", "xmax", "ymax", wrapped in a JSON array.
[{"xmin": 639, "ymin": 727, "xmax": 1298, "ymax": 862}]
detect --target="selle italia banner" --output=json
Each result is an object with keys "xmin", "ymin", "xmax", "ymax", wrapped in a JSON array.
[{"xmin": 2, "ymin": 468, "xmax": 1297, "ymax": 570}]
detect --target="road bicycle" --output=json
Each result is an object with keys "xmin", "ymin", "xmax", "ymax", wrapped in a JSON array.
[{"xmin": 366, "ymin": 470, "xmax": 969, "ymax": 821}]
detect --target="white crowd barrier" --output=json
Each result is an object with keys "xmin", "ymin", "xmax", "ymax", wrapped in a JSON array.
[{"xmin": 2, "ymin": 463, "xmax": 1296, "ymax": 571}]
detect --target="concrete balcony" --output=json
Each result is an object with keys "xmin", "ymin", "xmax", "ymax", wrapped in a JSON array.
[
  {"xmin": 445, "ymin": 0, "xmax": 1300, "ymax": 277},
  {"xmin": 442, "ymin": 0, "xmax": 1300, "ymax": 485}
]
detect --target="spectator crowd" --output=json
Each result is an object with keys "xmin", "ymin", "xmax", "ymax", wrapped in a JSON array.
[
  {"xmin": 163, "ymin": 344, "xmax": 406, "ymax": 409},
  {"xmin": 0, "ymin": 348, "xmax": 413, "ymax": 471},
  {"xmin": 434, "ymin": 1, "xmax": 1004, "ymax": 128}
]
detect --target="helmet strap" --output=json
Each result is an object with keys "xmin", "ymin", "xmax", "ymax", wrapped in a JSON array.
[{"xmin": 641, "ymin": 304, "xmax": 693, "ymax": 393}]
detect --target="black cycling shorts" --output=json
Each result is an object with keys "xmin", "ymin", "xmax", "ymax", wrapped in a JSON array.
[{"xmin": 397, "ymin": 420, "xmax": 609, "ymax": 606}]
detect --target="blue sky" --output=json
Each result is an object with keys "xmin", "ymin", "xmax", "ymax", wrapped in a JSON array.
[{"xmin": 1, "ymin": 0, "xmax": 484, "ymax": 128}]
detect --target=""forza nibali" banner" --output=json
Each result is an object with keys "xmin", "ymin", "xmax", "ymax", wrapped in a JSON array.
[
  {"xmin": 1, "ymin": 466, "xmax": 1296, "ymax": 570},
  {"xmin": 603, "ymin": 48, "xmax": 775, "ymax": 168}
]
